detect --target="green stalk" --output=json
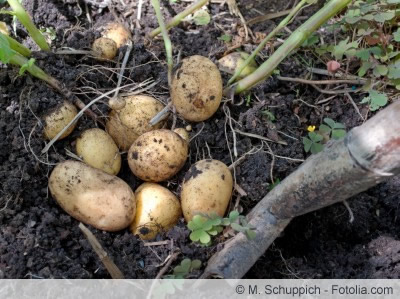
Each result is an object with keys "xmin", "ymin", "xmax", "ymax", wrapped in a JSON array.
[
  {"xmin": 151, "ymin": 0, "xmax": 173, "ymax": 86},
  {"xmin": 9, "ymin": 51, "xmax": 60, "ymax": 88},
  {"xmin": 7, "ymin": 0, "xmax": 50, "ymax": 51},
  {"xmin": 149, "ymin": 0, "xmax": 209, "ymax": 38},
  {"xmin": 233, "ymin": 0, "xmax": 352, "ymax": 94},
  {"xmin": 228, "ymin": 0, "xmax": 309, "ymax": 85},
  {"xmin": 0, "ymin": 32, "xmax": 31, "ymax": 56}
]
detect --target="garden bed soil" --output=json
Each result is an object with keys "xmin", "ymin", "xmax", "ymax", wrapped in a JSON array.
[{"xmin": 0, "ymin": 0, "xmax": 399, "ymax": 279}]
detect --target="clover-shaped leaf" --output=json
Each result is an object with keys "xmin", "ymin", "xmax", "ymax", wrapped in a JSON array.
[{"xmin": 190, "ymin": 229, "xmax": 211, "ymax": 244}]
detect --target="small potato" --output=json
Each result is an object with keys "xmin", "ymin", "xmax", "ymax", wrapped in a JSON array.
[
  {"xmin": 49, "ymin": 160, "xmax": 135, "ymax": 231},
  {"xmin": 43, "ymin": 100, "xmax": 78, "ymax": 140},
  {"xmin": 218, "ymin": 52, "xmax": 257, "ymax": 79},
  {"xmin": 92, "ymin": 37, "xmax": 118, "ymax": 60},
  {"xmin": 76, "ymin": 128, "xmax": 121, "ymax": 175},
  {"xmin": 106, "ymin": 95, "xmax": 166, "ymax": 151},
  {"xmin": 171, "ymin": 55, "xmax": 223, "ymax": 122},
  {"xmin": 103, "ymin": 22, "xmax": 131, "ymax": 48},
  {"xmin": 128, "ymin": 129, "xmax": 188, "ymax": 182},
  {"xmin": 130, "ymin": 183, "xmax": 181, "ymax": 240},
  {"xmin": 181, "ymin": 159, "xmax": 233, "ymax": 222}
]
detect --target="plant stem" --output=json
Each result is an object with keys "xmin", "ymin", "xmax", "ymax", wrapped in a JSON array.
[
  {"xmin": 228, "ymin": 0, "xmax": 309, "ymax": 85},
  {"xmin": 0, "ymin": 32, "xmax": 31, "ymax": 56},
  {"xmin": 149, "ymin": 0, "xmax": 209, "ymax": 38},
  {"xmin": 7, "ymin": 0, "xmax": 50, "ymax": 51},
  {"xmin": 232, "ymin": 0, "xmax": 352, "ymax": 94},
  {"xmin": 151, "ymin": 0, "xmax": 173, "ymax": 86}
]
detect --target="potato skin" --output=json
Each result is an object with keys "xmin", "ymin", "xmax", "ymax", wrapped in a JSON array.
[
  {"xmin": 128, "ymin": 129, "xmax": 188, "ymax": 182},
  {"xmin": 92, "ymin": 37, "xmax": 117, "ymax": 60},
  {"xmin": 103, "ymin": 22, "xmax": 131, "ymax": 48},
  {"xmin": 43, "ymin": 101, "xmax": 78, "ymax": 140},
  {"xmin": 218, "ymin": 52, "xmax": 257, "ymax": 78},
  {"xmin": 130, "ymin": 183, "xmax": 181, "ymax": 240},
  {"xmin": 76, "ymin": 128, "xmax": 121, "ymax": 175},
  {"xmin": 106, "ymin": 95, "xmax": 166, "ymax": 151},
  {"xmin": 49, "ymin": 160, "xmax": 135, "ymax": 231},
  {"xmin": 171, "ymin": 55, "xmax": 223, "ymax": 122},
  {"xmin": 181, "ymin": 159, "xmax": 233, "ymax": 222}
]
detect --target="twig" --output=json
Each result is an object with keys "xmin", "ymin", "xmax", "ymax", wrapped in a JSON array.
[
  {"xmin": 79, "ymin": 223, "xmax": 124, "ymax": 279},
  {"xmin": 112, "ymin": 40, "xmax": 133, "ymax": 99},
  {"xmin": 277, "ymin": 76, "xmax": 366, "ymax": 86},
  {"xmin": 345, "ymin": 92, "xmax": 364, "ymax": 121},
  {"xmin": 246, "ymin": 9, "xmax": 292, "ymax": 25},
  {"xmin": 342, "ymin": 200, "xmax": 354, "ymax": 223},
  {"xmin": 311, "ymin": 84, "xmax": 360, "ymax": 95},
  {"xmin": 234, "ymin": 129, "xmax": 288, "ymax": 145},
  {"xmin": 149, "ymin": 102, "xmax": 172, "ymax": 126}
]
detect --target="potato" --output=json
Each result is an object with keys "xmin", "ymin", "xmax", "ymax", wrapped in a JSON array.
[
  {"xmin": 130, "ymin": 183, "xmax": 181, "ymax": 240},
  {"xmin": 173, "ymin": 128, "xmax": 190, "ymax": 142},
  {"xmin": 76, "ymin": 128, "xmax": 121, "ymax": 175},
  {"xmin": 128, "ymin": 129, "xmax": 188, "ymax": 182},
  {"xmin": 106, "ymin": 95, "xmax": 166, "ymax": 151},
  {"xmin": 49, "ymin": 160, "xmax": 135, "ymax": 231},
  {"xmin": 218, "ymin": 52, "xmax": 257, "ymax": 79},
  {"xmin": 171, "ymin": 55, "xmax": 223, "ymax": 122},
  {"xmin": 181, "ymin": 159, "xmax": 233, "ymax": 222},
  {"xmin": 43, "ymin": 100, "xmax": 78, "ymax": 140},
  {"xmin": 92, "ymin": 37, "xmax": 118, "ymax": 60},
  {"xmin": 103, "ymin": 22, "xmax": 131, "ymax": 48}
]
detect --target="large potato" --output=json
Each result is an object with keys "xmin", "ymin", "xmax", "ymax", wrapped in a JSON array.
[
  {"xmin": 128, "ymin": 129, "xmax": 188, "ymax": 182},
  {"xmin": 106, "ymin": 95, "xmax": 166, "ymax": 151},
  {"xmin": 49, "ymin": 160, "xmax": 135, "ymax": 231},
  {"xmin": 43, "ymin": 101, "xmax": 78, "ymax": 140},
  {"xmin": 76, "ymin": 128, "xmax": 121, "ymax": 175},
  {"xmin": 171, "ymin": 55, "xmax": 223, "ymax": 122},
  {"xmin": 181, "ymin": 159, "xmax": 233, "ymax": 222},
  {"xmin": 130, "ymin": 183, "xmax": 181, "ymax": 240}
]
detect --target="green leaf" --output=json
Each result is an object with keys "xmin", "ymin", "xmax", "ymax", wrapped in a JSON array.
[
  {"xmin": 394, "ymin": 29, "xmax": 400, "ymax": 42},
  {"xmin": 218, "ymin": 34, "xmax": 231, "ymax": 42},
  {"xmin": 319, "ymin": 124, "xmax": 331, "ymax": 134},
  {"xmin": 373, "ymin": 64, "xmax": 388, "ymax": 77},
  {"xmin": 188, "ymin": 215, "xmax": 207, "ymax": 230},
  {"xmin": 303, "ymin": 137, "xmax": 312, "ymax": 152},
  {"xmin": 309, "ymin": 131, "xmax": 323, "ymax": 142},
  {"xmin": 323, "ymin": 118, "xmax": 336, "ymax": 128},
  {"xmin": 193, "ymin": 10, "xmax": 210, "ymax": 26},
  {"xmin": 199, "ymin": 231, "xmax": 211, "ymax": 244},
  {"xmin": 358, "ymin": 61, "xmax": 372, "ymax": 77},
  {"xmin": 332, "ymin": 37, "xmax": 359, "ymax": 60},
  {"xmin": 0, "ymin": 33, "xmax": 15, "ymax": 64},
  {"xmin": 229, "ymin": 211, "xmax": 240, "ymax": 222},
  {"xmin": 302, "ymin": 34, "xmax": 319, "ymax": 47},
  {"xmin": 231, "ymin": 223, "xmax": 246, "ymax": 233},
  {"xmin": 207, "ymin": 229, "xmax": 219, "ymax": 236},
  {"xmin": 245, "ymin": 229, "xmax": 256, "ymax": 240},
  {"xmin": 366, "ymin": 90, "xmax": 388, "ymax": 111},
  {"xmin": 387, "ymin": 0, "xmax": 400, "ymax": 4},
  {"xmin": 310, "ymin": 143, "xmax": 323, "ymax": 154},
  {"xmin": 388, "ymin": 64, "xmax": 400, "ymax": 79},
  {"xmin": 19, "ymin": 58, "xmax": 35, "ymax": 76},
  {"xmin": 221, "ymin": 218, "xmax": 230, "ymax": 226},
  {"xmin": 332, "ymin": 129, "xmax": 346, "ymax": 139},
  {"xmin": 191, "ymin": 260, "xmax": 202, "ymax": 270},
  {"xmin": 373, "ymin": 11, "xmax": 395, "ymax": 22}
]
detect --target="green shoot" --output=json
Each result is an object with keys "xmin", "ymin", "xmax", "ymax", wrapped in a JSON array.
[
  {"xmin": 150, "ymin": 0, "xmax": 173, "ymax": 85},
  {"xmin": 18, "ymin": 57, "xmax": 35, "ymax": 75},
  {"xmin": 150, "ymin": 0, "xmax": 209, "ymax": 38},
  {"xmin": 6, "ymin": 0, "xmax": 50, "ymax": 51},
  {"xmin": 228, "ymin": 0, "xmax": 312, "ymax": 85},
  {"xmin": 232, "ymin": 0, "xmax": 352, "ymax": 94},
  {"xmin": 0, "ymin": 32, "xmax": 31, "ymax": 56}
]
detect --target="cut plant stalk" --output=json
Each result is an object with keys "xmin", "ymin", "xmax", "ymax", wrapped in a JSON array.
[
  {"xmin": 6, "ymin": 0, "xmax": 50, "ymax": 51},
  {"xmin": 228, "ymin": 0, "xmax": 310, "ymax": 85},
  {"xmin": 9, "ymin": 51, "xmax": 99, "ymax": 122},
  {"xmin": 230, "ymin": 0, "xmax": 352, "ymax": 94},
  {"xmin": 151, "ymin": 0, "xmax": 173, "ymax": 86},
  {"xmin": 0, "ymin": 32, "xmax": 31, "ymax": 57},
  {"xmin": 149, "ymin": 0, "xmax": 209, "ymax": 38},
  {"xmin": 202, "ymin": 99, "xmax": 400, "ymax": 278}
]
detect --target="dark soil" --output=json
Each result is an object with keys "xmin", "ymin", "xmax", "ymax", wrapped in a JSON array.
[{"xmin": 0, "ymin": 0, "xmax": 399, "ymax": 279}]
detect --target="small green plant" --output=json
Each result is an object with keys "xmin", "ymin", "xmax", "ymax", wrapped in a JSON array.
[
  {"xmin": 360, "ymin": 89, "xmax": 388, "ymax": 111},
  {"xmin": 192, "ymin": 9, "xmax": 210, "ymax": 26},
  {"xmin": 261, "ymin": 109, "xmax": 276, "ymax": 122},
  {"xmin": 303, "ymin": 118, "xmax": 347, "ymax": 154},
  {"xmin": 188, "ymin": 211, "xmax": 256, "ymax": 245},
  {"xmin": 268, "ymin": 178, "xmax": 281, "ymax": 190},
  {"xmin": 319, "ymin": 117, "xmax": 346, "ymax": 140},
  {"xmin": 218, "ymin": 34, "xmax": 232, "ymax": 43},
  {"xmin": 164, "ymin": 258, "xmax": 202, "ymax": 279}
]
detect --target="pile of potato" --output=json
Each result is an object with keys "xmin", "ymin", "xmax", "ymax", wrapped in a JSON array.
[{"xmin": 45, "ymin": 46, "xmax": 233, "ymax": 240}]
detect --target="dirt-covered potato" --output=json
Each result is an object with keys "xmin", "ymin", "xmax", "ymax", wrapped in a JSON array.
[
  {"xmin": 218, "ymin": 51, "xmax": 257, "ymax": 79},
  {"xmin": 171, "ymin": 55, "xmax": 223, "ymax": 122},
  {"xmin": 43, "ymin": 100, "xmax": 78, "ymax": 140},
  {"xmin": 106, "ymin": 95, "xmax": 166, "ymax": 151},
  {"xmin": 92, "ymin": 37, "xmax": 118, "ymax": 60},
  {"xmin": 49, "ymin": 160, "xmax": 135, "ymax": 232},
  {"xmin": 103, "ymin": 22, "xmax": 131, "ymax": 48},
  {"xmin": 76, "ymin": 128, "xmax": 121, "ymax": 175},
  {"xmin": 128, "ymin": 129, "xmax": 188, "ymax": 182},
  {"xmin": 130, "ymin": 183, "xmax": 181, "ymax": 240},
  {"xmin": 181, "ymin": 159, "xmax": 233, "ymax": 222}
]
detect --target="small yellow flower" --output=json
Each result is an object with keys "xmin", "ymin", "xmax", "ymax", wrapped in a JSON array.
[{"xmin": 307, "ymin": 125, "xmax": 316, "ymax": 132}]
